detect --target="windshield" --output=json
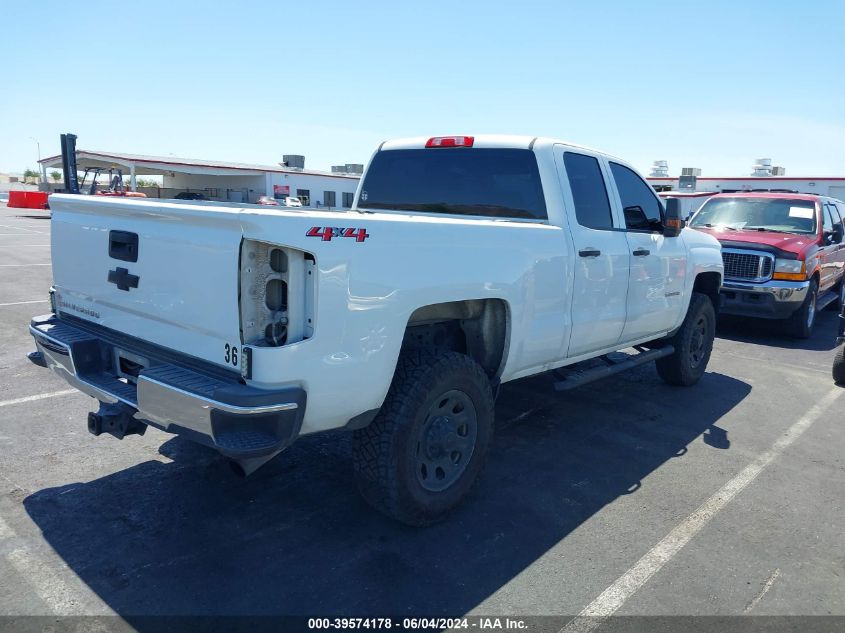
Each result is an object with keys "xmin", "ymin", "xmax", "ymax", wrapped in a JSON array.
[
  {"xmin": 690, "ymin": 197, "xmax": 817, "ymax": 234},
  {"xmin": 358, "ymin": 148, "xmax": 547, "ymax": 220}
]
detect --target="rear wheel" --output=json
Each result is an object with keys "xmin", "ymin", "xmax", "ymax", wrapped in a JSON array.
[
  {"xmin": 833, "ymin": 345, "xmax": 845, "ymax": 384},
  {"xmin": 656, "ymin": 292, "xmax": 715, "ymax": 386},
  {"xmin": 352, "ymin": 349, "xmax": 494, "ymax": 526},
  {"xmin": 785, "ymin": 278, "xmax": 818, "ymax": 339}
]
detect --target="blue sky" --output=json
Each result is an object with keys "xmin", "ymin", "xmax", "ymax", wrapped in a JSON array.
[{"xmin": 2, "ymin": 0, "xmax": 844, "ymax": 176}]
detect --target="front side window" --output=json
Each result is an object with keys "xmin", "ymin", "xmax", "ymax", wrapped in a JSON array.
[
  {"xmin": 609, "ymin": 162, "xmax": 664, "ymax": 232},
  {"xmin": 358, "ymin": 148, "xmax": 547, "ymax": 220},
  {"xmin": 690, "ymin": 198, "xmax": 817, "ymax": 235},
  {"xmin": 563, "ymin": 152, "xmax": 613, "ymax": 230},
  {"xmin": 832, "ymin": 202, "xmax": 845, "ymax": 225},
  {"xmin": 824, "ymin": 204, "xmax": 835, "ymax": 232}
]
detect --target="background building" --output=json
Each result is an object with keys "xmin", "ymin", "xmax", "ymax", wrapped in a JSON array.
[
  {"xmin": 38, "ymin": 150, "xmax": 362, "ymax": 208},
  {"xmin": 646, "ymin": 158, "xmax": 845, "ymax": 199}
]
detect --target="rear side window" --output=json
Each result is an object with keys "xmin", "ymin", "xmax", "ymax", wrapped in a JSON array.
[
  {"xmin": 563, "ymin": 152, "xmax": 613, "ymax": 230},
  {"xmin": 610, "ymin": 162, "xmax": 664, "ymax": 231},
  {"xmin": 359, "ymin": 149, "xmax": 547, "ymax": 220}
]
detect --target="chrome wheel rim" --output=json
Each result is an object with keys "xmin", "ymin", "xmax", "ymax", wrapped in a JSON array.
[
  {"xmin": 807, "ymin": 291, "xmax": 816, "ymax": 329},
  {"xmin": 415, "ymin": 390, "xmax": 477, "ymax": 492}
]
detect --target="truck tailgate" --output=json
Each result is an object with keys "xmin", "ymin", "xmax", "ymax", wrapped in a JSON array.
[{"xmin": 50, "ymin": 195, "xmax": 244, "ymax": 370}]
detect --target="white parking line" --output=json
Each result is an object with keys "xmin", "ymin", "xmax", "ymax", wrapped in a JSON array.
[
  {"xmin": 0, "ymin": 515, "xmax": 86, "ymax": 615},
  {"xmin": 745, "ymin": 568, "xmax": 781, "ymax": 612},
  {"xmin": 0, "ymin": 390, "xmax": 78, "ymax": 408},
  {"xmin": 0, "ymin": 299, "xmax": 48, "ymax": 307},
  {"xmin": 561, "ymin": 387, "xmax": 842, "ymax": 633},
  {"xmin": 0, "ymin": 514, "xmax": 14, "ymax": 539},
  {"xmin": 5, "ymin": 549, "xmax": 86, "ymax": 614},
  {"xmin": 0, "ymin": 224, "xmax": 45, "ymax": 234}
]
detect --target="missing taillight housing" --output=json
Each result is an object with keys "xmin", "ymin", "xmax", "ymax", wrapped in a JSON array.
[
  {"xmin": 270, "ymin": 248, "xmax": 288, "ymax": 273},
  {"xmin": 239, "ymin": 240, "xmax": 315, "ymax": 350},
  {"xmin": 265, "ymin": 279, "xmax": 287, "ymax": 311},
  {"xmin": 265, "ymin": 320, "xmax": 287, "ymax": 346}
]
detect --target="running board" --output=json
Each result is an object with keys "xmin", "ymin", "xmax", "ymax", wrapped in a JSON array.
[
  {"xmin": 816, "ymin": 290, "xmax": 837, "ymax": 312},
  {"xmin": 553, "ymin": 345, "xmax": 674, "ymax": 392}
]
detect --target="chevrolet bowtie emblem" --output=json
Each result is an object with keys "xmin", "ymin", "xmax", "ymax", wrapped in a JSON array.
[{"xmin": 108, "ymin": 267, "xmax": 140, "ymax": 291}]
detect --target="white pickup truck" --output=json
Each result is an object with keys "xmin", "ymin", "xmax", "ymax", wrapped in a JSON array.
[{"xmin": 30, "ymin": 135, "xmax": 723, "ymax": 525}]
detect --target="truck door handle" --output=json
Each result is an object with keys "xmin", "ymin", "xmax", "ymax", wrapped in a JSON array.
[
  {"xmin": 578, "ymin": 248, "xmax": 601, "ymax": 258},
  {"xmin": 633, "ymin": 248, "xmax": 650, "ymax": 256}
]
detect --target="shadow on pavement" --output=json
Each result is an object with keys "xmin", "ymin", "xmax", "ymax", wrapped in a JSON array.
[
  {"xmin": 716, "ymin": 310, "xmax": 838, "ymax": 352},
  {"xmin": 24, "ymin": 368, "xmax": 749, "ymax": 619}
]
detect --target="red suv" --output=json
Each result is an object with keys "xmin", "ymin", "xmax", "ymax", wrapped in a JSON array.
[{"xmin": 689, "ymin": 193, "xmax": 845, "ymax": 338}]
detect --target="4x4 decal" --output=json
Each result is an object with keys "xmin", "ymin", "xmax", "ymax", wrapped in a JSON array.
[{"xmin": 307, "ymin": 227, "xmax": 370, "ymax": 242}]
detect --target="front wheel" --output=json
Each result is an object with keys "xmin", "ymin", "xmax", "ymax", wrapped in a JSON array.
[
  {"xmin": 656, "ymin": 292, "xmax": 716, "ymax": 386},
  {"xmin": 352, "ymin": 349, "xmax": 494, "ymax": 526},
  {"xmin": 785, "ymin": 278, "xmax": 818, "ymax": 339}
]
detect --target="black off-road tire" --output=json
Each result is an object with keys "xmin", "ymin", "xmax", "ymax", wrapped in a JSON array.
[
  {"xmin": 656, "ymin": 292, "xmax": 716, "ymax": 386},
  {"xmin": 833, "ymin": 346, "xmax": 845, "ymax": 384},
  {"xmin": 352, "ymin": 349, "xmax": 494, "ymax": 526},
  {"xmin": 785, "ymin": 278, "xmax": 818, "ymax": 339}
]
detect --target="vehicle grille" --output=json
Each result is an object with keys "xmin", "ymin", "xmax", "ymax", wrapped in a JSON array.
[{"xmin": 722, "ymin": 250, "xmax": 773, "ymax": 281}]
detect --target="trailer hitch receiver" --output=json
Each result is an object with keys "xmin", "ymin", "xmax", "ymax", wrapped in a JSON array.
[{"xmin": 87, "ymin": 402, "xmax": 147, "ymax": 439}]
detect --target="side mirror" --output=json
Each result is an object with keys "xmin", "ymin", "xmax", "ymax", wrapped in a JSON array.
[{"xmin": 663, "ymin": 198, "xmax": 685, "ymax": 237}]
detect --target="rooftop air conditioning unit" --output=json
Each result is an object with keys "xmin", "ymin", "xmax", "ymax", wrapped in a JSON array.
[
  {"xmin": 771, "ymin": 166, "xmax": 786, "ymax": 176},
  {"xmin": 650, "ymin": 160, "xmax": 669, "ymax": 177},
  {"xmin": 344, "ymin": 164, "xmax": 364, "ymax": 175},
  {"xmin": 331, "ymin": 165, "xmax": 347, "ymax": 173},
  {"xmin": 681, "ymin": 167, "xmax": 702, "ymax": 177},
  {"xmin": 282, "ymin": 154, "xmax": 305, "ymax": 170},
  {"xmin": 752, "ymin": 158, "xmax": 773, "ymax": 177},
  {"xmin": 678, "ymin": 174, "xmax": 698, "ymax": 191}
]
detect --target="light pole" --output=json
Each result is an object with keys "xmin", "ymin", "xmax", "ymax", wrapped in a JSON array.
[
  {"xmin": 28, "ymin": 136, "xmax": 41, "ymax": 162},
  {"xmin": 29, "ymin": 137, "xmax": 43, "ymax": 188}
]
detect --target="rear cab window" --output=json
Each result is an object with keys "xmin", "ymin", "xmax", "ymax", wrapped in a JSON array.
[
  {"xmin": 563, "ymin": 152, "xmax": 614, "ymax": 230},
  {"xmin": 358, "ymin": 148, "xmax": 547, "ymax": 220}
]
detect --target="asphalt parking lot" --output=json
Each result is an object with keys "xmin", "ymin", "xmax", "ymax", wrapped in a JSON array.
[{"xmin": 0, "ymin": 202, "xmax": 843, "ymax": 630}]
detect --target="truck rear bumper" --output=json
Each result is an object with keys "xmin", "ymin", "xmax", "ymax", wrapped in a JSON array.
[
  {"xmin": 29, "ymin": 314, "xmax": 306, "ymax": 459},
  {"xmin": 719, "ymin": 279, "xmax": 809, "ymax": 319}
]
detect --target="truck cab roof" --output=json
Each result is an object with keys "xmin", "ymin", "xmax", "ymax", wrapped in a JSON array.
[
  {"xmin": 378, "ymin": 134, "xmax": 624, "ymax": 161},
  {"xmin": 708, "ymin": 192, "xmax": 828, "ymax": 202}
]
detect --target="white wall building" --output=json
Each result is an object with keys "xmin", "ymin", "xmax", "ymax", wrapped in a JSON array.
[
  {"xmin": 39, "ymin": 150, "xmax": 361, "ymax": 208},
  {"xmin": 646, "ymin": 159, "xmax": 845, "ymax": 200},
  {"xmin": 647, "ymin": 175, "xmax": 845, "ymax": 200}
]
